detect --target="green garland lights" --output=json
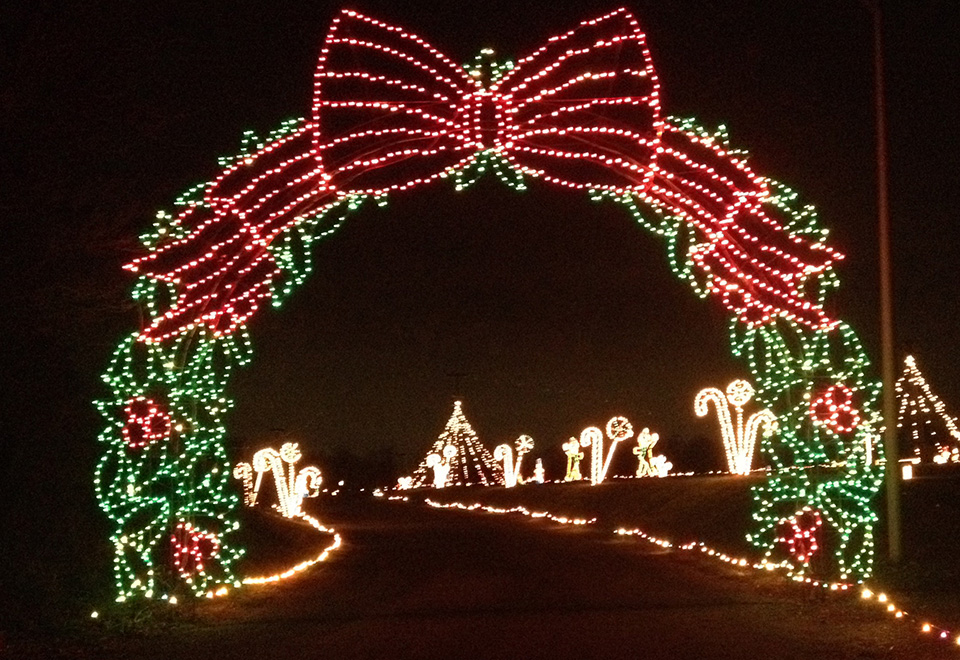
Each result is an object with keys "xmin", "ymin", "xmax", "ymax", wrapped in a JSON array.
[{"xmin": 96, "ymin": 8, "xmax": 886, "ymax": 601}]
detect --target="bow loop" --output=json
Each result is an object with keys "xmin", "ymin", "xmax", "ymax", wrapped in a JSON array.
[
  {"xmin": 126, "ymin": 8, "xmax": 842, "ymax": 342},
  {"xmin": 312, "ymin": 9, "xmax": 479, "ymax": 194}
]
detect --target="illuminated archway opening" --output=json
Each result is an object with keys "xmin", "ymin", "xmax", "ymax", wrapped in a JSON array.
[{"xmin": 95, "ymin": 7, "xmax": 882, "ymax": 600}]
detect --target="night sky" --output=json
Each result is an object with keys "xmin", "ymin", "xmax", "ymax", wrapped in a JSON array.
[{"xmin": 3, "ymin": 1, "xmax": 958, "ymax": 494}]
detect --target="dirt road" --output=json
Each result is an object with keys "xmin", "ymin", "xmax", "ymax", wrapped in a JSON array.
[{"xmin": 104, "ymin": 497, "xmax": 948, "ymax": 659}]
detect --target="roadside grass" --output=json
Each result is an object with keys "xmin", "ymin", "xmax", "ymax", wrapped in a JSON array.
[
  {"xmin": 410, "ymin": 471, "xmax": 960, "ymax": 629},
  {"xmin": 0, "ymin": 507, "xmax": 329, "ymax": 656}
]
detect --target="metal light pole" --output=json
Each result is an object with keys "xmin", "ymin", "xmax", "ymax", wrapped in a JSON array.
[{"xmin": 867, "ymin": 1, "xmax": 901, "ymax": 563}]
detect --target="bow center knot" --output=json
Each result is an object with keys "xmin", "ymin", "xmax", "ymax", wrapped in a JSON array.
[{"xmin": 461, "ymin": 89, "xmax": 509, "ymax": 151}]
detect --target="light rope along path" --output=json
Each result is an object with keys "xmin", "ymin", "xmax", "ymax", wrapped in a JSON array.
[
  {"xmin": 241, "ymin": 512, "xmax": 342, "ymax": 586},
  {"xmin": 411, "ymin": 495, "xmax": 959, "ymax": 650}
]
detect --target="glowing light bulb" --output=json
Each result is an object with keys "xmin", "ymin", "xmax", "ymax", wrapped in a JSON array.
[{"xmin": 94, "ymin": 6, "xmax": 888, "ymax": 599}]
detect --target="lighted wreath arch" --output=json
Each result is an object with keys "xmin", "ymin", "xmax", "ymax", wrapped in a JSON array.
[{"xmin": 95, "ymin": 7, "xmax": 882, "ymax": 600}]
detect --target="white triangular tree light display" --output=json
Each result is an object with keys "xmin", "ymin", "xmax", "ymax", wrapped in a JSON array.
[
  {"xmin": 413, "ymin": 401, "xmax": 504, "ymax": 487},
  {"xmin": 896, "ymin": 355, "xmax": 960, "ymax": 463}
]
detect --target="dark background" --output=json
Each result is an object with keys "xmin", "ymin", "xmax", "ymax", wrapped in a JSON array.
[{"xmin": 1, "ymin": 0, "xmax": 957, "ymax": 607}]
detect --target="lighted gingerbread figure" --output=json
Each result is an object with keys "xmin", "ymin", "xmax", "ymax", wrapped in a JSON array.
[
  {"xmin": 563, "ymin": 437, "xmax": 586, "ymax": 481},
  {"xmin": 633, "ymin": 427, "xmax": 660, "ymax": 477}
]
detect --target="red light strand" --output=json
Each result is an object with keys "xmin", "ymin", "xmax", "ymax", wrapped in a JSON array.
[{"xmin": 127, "ymin": 7, "xmax": 841, "ymax": 342}]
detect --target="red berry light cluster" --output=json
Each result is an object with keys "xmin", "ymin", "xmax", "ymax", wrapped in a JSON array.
[
  {"xmin": 121, "ymin": 397, "xmax": 172, "ymax": 449},
  {"xmin": 775, "ymin": 507, "xmax": 823, "ymax": 566},
  {"xmin": 810, "ymin": 384, "xmax": 861, "ymax": 434},
  {"xmin": 171, "ymin": 522, "xmax": 220, "ymax": 579}
]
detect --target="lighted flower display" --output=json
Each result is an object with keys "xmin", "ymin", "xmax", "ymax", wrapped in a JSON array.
[
  {"xmin": 810, "ymin": 383, "xmax": 861, "ymax": 435},
  {"xmin": 121, "ymin": 397, "xmax": 172, "ymax": 449},
  {"xmin": 171, "ymin": 522, "xmax": 220, "ymax": 580},
  {"xmin": 774, "ymin": 507, "xmax": 823, "ymax": 568}
]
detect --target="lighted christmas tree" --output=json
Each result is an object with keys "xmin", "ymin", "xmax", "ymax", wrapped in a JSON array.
[
  {"xmin": 412, "ymin": 401, "xmax": 504, "ymax": 487},
  {"xmin": 896, "ymin": 355, "xmax": 960, "ymax": 463}
]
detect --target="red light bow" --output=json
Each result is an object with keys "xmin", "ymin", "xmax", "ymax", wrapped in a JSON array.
[{"xmin": 126, "ymin": 8, "xmax": 841, "ymax": 342}]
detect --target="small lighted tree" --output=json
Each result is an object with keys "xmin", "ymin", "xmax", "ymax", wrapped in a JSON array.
[
  {"xmin": 896, "ymin": 355, "xmax": 960, "ymax": 463},
  {"xmin": 413, "ymin": 401, "xmax": 504, "ymax": 487},
  {"xmin": 695, "ymin": 380, "xmax": 777, "ymax": 475}
]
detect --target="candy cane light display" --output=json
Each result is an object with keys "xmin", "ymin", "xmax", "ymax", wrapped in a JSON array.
[
  {"xmin": 495, "ymin": 435, "xmax": 535, "ymax": 488},
  {"xmin": 581, "ymin": 416, "xmax": 635, "ymax": 485},
  {"xmin": 96, "ymin": 7, "xmax": 884, "ymax": 599},
  {"xmin": 233, "ymin": 443, "xmax": 322, "ymax": 517},
  {"xmin": 695, "ymin": 380, "xmax": 777, "ymax": 476}
]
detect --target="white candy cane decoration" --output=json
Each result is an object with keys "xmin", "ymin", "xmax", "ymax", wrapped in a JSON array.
[
  {"xmin": 582, "ymin": 416, "xmax": 634, "ymax": 485},
  {"xmin": 425, "ymin": 444, "xmax": 456, "ymax": 488},
  {"xmin": 695, "ymin": 380, "xmax": 777, "ymax": 475},
  {"xmin": 248, "ymin": 442, "xmax": 322, "ymax": 517},
  {"xmin": 494, "ymin": 444, "xmax": 515, "ymax": 487},
  {"xmin": 495, "ymin": 435, "xmax": 534, "ymax": 488},
  {"xmin": 581, "ymin": 427, "xmax": 605, "ymax": 485},
  {"xmin": 233, "ymin": 462, "xmax": 256, "ymax": 506}
]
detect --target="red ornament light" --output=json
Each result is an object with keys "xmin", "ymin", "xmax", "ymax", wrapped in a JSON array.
[
  {"xmin": 125, "ymin": 8, "xmax": 842, "ymax": 342},
  {"xmin": 810, "ymin": 383, "xmax": 861, "ymax": 434},
  {"xmin": 171, "ymin": 522, "xmax": 220, "ymax": 579},
  {"xmin": 776, "ymin": 507, "xmax": 823, "ymax": 565},
  {"xmin": 121, "ymin": 397, "xmax": 172, "ymax": 449}
]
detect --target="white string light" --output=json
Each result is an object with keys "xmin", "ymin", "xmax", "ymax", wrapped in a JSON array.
[
  {"xmin": 234, "ymin": 443, "xmax": 322, "ymax": 517},
  {"xmin": 896, "ymin": 355, "xmax": 960, "ymax": 464},
  {"xmin": 420, "ymin": 495, "xmax": 958, "ymax": 649},
  {"xmin": 695, "ymin": 380, "xmax": 776, "ymax": 475},
  {"xmin": 495, "ymin": 435, "xmax": 534, "ymax": 487},
  {"xmin": 413, "ymin": 401, "xmax": 504, "ymax": 487}
]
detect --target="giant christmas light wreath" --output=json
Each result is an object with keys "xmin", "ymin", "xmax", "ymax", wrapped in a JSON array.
[{"xmin": 95, "ymin": 7, "xmax": 883, "ymax": 599}]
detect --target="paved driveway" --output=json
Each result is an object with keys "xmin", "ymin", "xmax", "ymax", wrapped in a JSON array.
[{"xmin": 108, "ymin": 497, "xmax": 944, "ymax": 659}]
